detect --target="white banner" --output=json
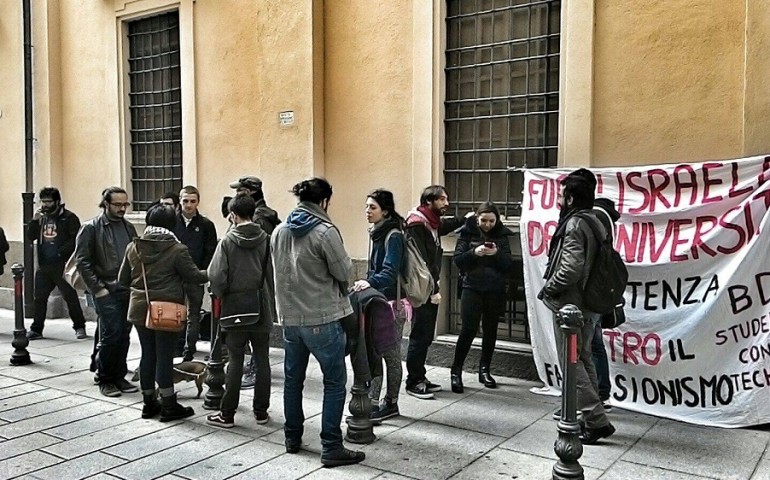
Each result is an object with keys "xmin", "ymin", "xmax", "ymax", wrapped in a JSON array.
[{"xmin": 520, "ymin": 155, "xmax": 770, "ymax": 428}]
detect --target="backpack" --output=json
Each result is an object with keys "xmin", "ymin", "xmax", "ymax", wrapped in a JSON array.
[
  {"xmin": 577, "ymin": 213, "xmax": 628, "ymax": 315},
  {"xmin": 386, "ymin": 229, "xmax": 435, "ymax": 306}
]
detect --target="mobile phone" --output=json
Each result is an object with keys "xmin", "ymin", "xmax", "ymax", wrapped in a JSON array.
[{"xmin": 484, "ymin": 241, "xmax": 495, "ymax": 248}]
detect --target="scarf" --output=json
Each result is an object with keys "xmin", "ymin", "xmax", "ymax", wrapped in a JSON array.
[
  {"xmin": 143, "ymin": 225, "xmax": 180, "ymax": 243},
  {"xmin": 416, "ymin": 205, "xmax": 441, "ymax": 230},
  {"xmin": 370, "ymin": 216, "xmax": 402, "ymax": 243}
]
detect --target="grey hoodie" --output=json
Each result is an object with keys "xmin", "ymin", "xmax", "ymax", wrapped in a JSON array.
[
  {"xmin": 208, "ymin": 222, "xmax": 274, "ymax": 331},
  {"xmin": 271, "ymin": 201, "xmax": 354, "ymax": 326}
]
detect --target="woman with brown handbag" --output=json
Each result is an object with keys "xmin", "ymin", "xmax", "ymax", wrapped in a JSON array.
[{"xmin": 119, "ymin": 203, "xmax": 208, "ymax": 421}]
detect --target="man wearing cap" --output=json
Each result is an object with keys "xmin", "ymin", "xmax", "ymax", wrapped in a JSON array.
[{"xmin": 226, "ymin": 176, "xmax": 281, "ymax": 388}]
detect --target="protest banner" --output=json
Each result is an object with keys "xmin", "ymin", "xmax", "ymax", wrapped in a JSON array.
[{"xmin": 521, "ymin": 155, "xmax": 770, "ymax": 427}]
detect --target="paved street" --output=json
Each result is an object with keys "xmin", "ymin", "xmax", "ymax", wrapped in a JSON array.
[{"xmin": 0, "ymin": 309, "xmax": 767, "ymax": 479}]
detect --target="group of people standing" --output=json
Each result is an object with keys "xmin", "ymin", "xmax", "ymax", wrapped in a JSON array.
[{"xmin": 17, "ymin": 170, "xmax": 621, "ymax": 468}]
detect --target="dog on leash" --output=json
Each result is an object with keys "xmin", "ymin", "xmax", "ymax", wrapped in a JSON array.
[{"xmin": 131, "ymin": 360, "xmax": 207, "ymax": 398}]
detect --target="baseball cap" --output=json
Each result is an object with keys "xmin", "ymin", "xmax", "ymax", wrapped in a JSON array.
[{"xmin": 229, "ymin": 176, "xmax": 262, "ymax": 190}]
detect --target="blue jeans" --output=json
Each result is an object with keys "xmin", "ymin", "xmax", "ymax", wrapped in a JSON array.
[
  {"xmin": 405, "ymin": 301, "xmax": 438, "ymax": 388},
  {"xmin": 591, "ymin": 319, "xmax": 611, "ymax": 401},
  {"xmin": 135, "ymin": 324, "xmax": 178, "ymax": 392},
  {"xmin": 283, "ymin": 321, "xmax": 347, "ymax": 455},
  {"xmin": 93, "ymin": 292, "xmax": 132, "ymax": 384}
]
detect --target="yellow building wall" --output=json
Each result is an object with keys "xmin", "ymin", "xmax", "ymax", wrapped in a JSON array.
[
  {"xmin": 0, "ymin": 1, "xmax": 28, "ymax": 241},
  {"xmin": 324, "ymin": 0, "xmax": 424, "ymax": 258},
  {"xmin": 591, "ymin": 0, "xmax": 748, "ymax": 166}
]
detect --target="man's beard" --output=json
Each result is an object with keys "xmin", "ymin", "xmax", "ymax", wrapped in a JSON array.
[{"xmin": 558, "ymin": 205, "xmax": 573, "ymax": 222}]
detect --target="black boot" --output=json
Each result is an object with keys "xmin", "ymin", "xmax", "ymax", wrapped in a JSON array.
[
  {"xmin": 160, "ymin": 393, "xmax": 194, "ymax": 422},
  {"xmin": 142, "ymin": 393, "xmax": 161, "ymax": 419},
  {"xmin": 450, "ymin": 368, "xmax": 464, "ymax": 394},
  {"xmin": 479, "ymin": 364, "xmax": 497, "ymax": 389}
]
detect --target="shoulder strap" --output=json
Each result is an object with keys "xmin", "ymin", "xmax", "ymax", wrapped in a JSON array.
[
  {"xmin": 576, "ymin": 212, "xmax": 606, "ymax": 243},
  {"xmin": 140, "ymin": 259, "xmax": 150, "ymax": 306}
]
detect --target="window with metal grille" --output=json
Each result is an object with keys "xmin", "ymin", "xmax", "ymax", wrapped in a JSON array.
[
  {"xmin": 444, "ymin": 0, "xmax": 560, "ymax": 343},
  {"xmin": 127, "ymin": 11, "xmax": 182, "ymax": 211}
]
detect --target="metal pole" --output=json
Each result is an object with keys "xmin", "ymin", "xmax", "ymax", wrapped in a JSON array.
[
  {"xmin": 10, "ymin": 264, "xmax": 32, "ymax": 366},
  {"xmin": 22, "ymin": 192, "xmax": 34, "ymax": 318},
  {"xmin": 203, "ymin": 294, "xmax": 225, "ymax": 410},
  {"xmin": 553, "ymin": 304, "xmax": 584, "ymax": 480},
  {"xmin": 344, "ymin": 311, "xmax": 375, "ymax": 444},
  {"xmin": 22, "ymin": 0, "xmax": 36, "ymax": 319}
]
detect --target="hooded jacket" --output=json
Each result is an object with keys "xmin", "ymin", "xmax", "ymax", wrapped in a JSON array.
[
  {"xmin": 118, "ymin": 231, "xmax": 208, "ymax": 325},
  {"xmin": 453, "ymin": 215, "xmax": 514, "ymax": 294},
  {"xmin": 271, "ymin": 201, "xmax": 354, "ymax": 326},
  {"xmin": 208, "ymin": 222, "xmax": 274, "ymax": 332}
]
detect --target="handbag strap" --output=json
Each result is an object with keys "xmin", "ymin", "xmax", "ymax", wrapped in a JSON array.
[{"xmin": 140, "ymin": 259, "xmax": 151, "ymax": 306}]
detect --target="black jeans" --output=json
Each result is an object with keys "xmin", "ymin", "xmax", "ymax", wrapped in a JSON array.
[
  {"xmin": 405, "ymin": 301, "xmax": 438, "ymax": 388},
  {"xmin": 31, "ymin": 263, "xmax": 86, "ymax": 333},
  {"xmin": 179, "ymin": 283, "xmax": 204, "ymax": 356},
  {"xmin": 222, "ymin": 329, "xmax": 271, "ymax": 416},
  {"xmin": 93, "ymin": 291, "xmax": 132, "ymax": 384},
  {"xmin": 452, "ymin": 289, "xmax": 505, "ymax": 370},
  {"xmin": 135, "ymin": 324, "xmax": 178, "ymax": 391}
]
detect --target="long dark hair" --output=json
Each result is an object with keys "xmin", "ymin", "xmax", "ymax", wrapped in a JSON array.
[{"xmin": 368, "ymin": 189, "xmax": 404, "ymax": 226}]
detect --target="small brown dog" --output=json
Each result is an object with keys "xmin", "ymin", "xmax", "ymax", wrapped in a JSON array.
[{"xmin": 131, "ymin": 360, "xmax": 207, "ymax": 398}]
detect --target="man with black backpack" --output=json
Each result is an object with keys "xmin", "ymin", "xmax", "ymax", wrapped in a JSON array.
[{"xmin": 538, "ymin": 171, "xmax": 616, "ymax": 445}]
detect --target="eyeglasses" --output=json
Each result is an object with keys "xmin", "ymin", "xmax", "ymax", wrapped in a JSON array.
[{"xmin": 109, "ymin": 202, "xmax": 131, "ymax": 208}]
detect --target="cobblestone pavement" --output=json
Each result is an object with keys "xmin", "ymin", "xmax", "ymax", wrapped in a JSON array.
[{"xmin": 0, "ymin": 311, "xmax": 768, "ymax": 479}]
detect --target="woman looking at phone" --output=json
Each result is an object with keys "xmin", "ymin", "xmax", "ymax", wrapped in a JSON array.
[{"xmin": 450, "ymin": 202, "xmax": 514, "ymax": 393}]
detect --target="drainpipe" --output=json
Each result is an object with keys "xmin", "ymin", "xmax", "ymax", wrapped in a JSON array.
[{"xmin": 22, "ymin": 0, "xmax": 35, "ymax": 318}]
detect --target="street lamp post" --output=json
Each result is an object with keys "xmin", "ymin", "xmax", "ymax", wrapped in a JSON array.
[
  {"xmin": 10, "ymin": 264, "xmax": 32, "ymax": 366},
  {"xmin": 553, "ymin": 304, "xmax": 584, "ymax": 480},
  {"xmin": 203, "ymin": 294, "xmax": 225, "ymax": 410}
]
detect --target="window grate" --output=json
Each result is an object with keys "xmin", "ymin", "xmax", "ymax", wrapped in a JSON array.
[
  {"xmin": 444, "ymin": 0, "xmax": 560, "ymax": 219},
  {"xmin": 127, "ymin": 11, "xmax": 182, "ymax": 211},
  {"xmin": 444, "ymin": 0, "xmax": 560, "ymax": 344}
]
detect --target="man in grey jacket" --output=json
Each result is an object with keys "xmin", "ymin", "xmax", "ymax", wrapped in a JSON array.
[
  {"xmin": 271, "ymin": 177, "xmax": 364, "ymax": 468},
  {"xmin": 538, "ymin": 172, "xmax": 615, "ymax": 445}
]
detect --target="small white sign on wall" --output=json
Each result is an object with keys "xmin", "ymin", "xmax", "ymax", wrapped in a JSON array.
[{"xmin": 279, "ymin": 111, "xmax": 295, "ymax": 127}]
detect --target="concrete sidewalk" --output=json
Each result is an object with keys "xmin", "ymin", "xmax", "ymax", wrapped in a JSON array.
[{"xmin": 0, "ymin": 310, "xmax": 767, "ymax": 480}]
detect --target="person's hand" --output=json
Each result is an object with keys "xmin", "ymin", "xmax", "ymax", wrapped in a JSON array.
[
  {"xmin": 352, "ymin": 280, "xmax": 371, "ymax": 292},
  {"xmin": 474, "ymin": 245, "xmax": 486, "ymax": 256},
  {"xmin": 430, "ymin": 293, "xmax": 442, "ymax": 304},
  {"xmin": 95, "ymin": 288, "xmax": 110, "ymax": 298},
  {"xmin": 484, "ymin": 244, "xmax": 498, "ymax": 256}
]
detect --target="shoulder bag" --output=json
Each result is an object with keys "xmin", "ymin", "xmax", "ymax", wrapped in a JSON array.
[
  {"xmin": 219, "ymin": 245, "xmax": 270, "ymax": 329},
  {"xmin": 141, "ymin": 260, "xmax": 187, "ymax": 332}
]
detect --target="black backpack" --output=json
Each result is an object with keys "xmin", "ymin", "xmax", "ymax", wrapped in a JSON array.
[{"xmin": 577, "ymin": 213, "xmax": 628, "ymax": 314}]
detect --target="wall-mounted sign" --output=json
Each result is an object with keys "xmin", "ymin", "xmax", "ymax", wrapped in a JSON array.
[{"xmin": 279, "ymin": 111, "xmax": 294, "ymax": 127}]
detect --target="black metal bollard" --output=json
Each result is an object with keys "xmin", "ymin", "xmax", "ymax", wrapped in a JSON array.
[
  {"xmin": 345, "ymin": 313, "xmax": 375, "ymax": 444},
  {"xmin": 203, "ymin": 295, "xmax": 225, "ymax": 410},
  {"xmin": 553, "ymin": 304, "xmax": 584, "ymax": 480},
  {"xmin": 10, "ymin": 264, "xmax": 32, "ymax": 366}
]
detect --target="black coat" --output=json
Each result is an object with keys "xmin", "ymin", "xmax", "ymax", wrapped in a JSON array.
[
  {"xmin": 75, "ymin": 213, "xmax": 138, "ymax": 295},
  {"xmin": 453, "ymin": 216, "xmax": 514, "ymax": 294},
  {"xmin": 174, "ymin": 212, "xmax": 218, "ymax": 269},
  {"xmin": 404, "ymin": 211, "xmax": 463, "ymax": 294}
]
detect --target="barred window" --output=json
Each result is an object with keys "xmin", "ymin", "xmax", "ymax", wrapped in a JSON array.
[
  {"xmin": 444, "ymin": 0, "xmax": 560, "ymax": 217},
  {"xmin": 127, "ymin": 11, "xmax": 182, "ymax": 211},
  {"xmin": 445, "ymin": 0, "xmax": 560, "ymax": 344}
]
